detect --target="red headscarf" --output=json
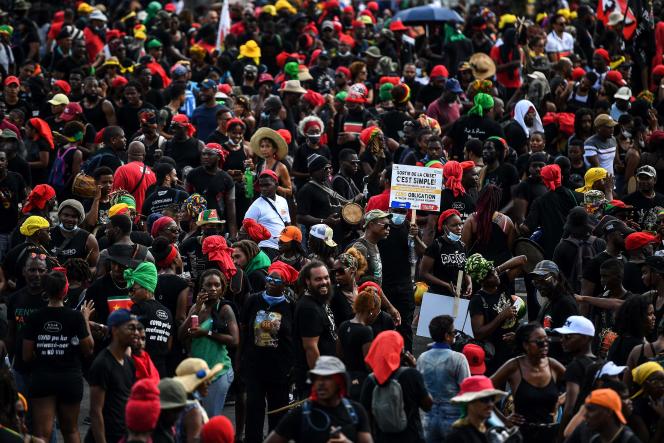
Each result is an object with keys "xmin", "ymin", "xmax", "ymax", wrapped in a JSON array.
[
  {"xmin": 442, "ymin": 161, "xmax": 465, "ymax": 197},
  {"xmin": 172, "ymin": 114, "xmax": 196, "ymax": 137},
  {"xmin": 277, "ymin": 129, "xmax": 292, "ymax": 145},
  {"xmin": 242, "ymin": 218, "xmax": 271, "ymax": 242},
  {"xmin": 28, "ymin": 118, "xmax": 54, "ymax": 150},
  {"xmin": 23, "ymin": 184, "xmax": 56, "ymax": 214},
  {"xmin": 268, "ymin": 261, "xmax": 299, "ymax": 285},
  {"xmin": 303, "ymin": 89, "xmax": 326, "ymax": 108},
  {"xmin": 460, "ymin": 160, "xmax": 475, "ymax": 170},
  {"xmin": 358, "ymin": 280, "xmax": 382, "ymax": 295},
  {"xmin": 540, "ymin": 164, "xmax": 562, "ymax": 191},
  {"xmin": 365, "ymin": 330, "xmax": 404, "ymax": 384},
  {"xmin": 204, "ymin": 143, "xmax": 229, "ymax": 167},
  {"xmin": 156, "ymin": 244, "xmax": 178, "ymax": 269},
  {"xmin": 202, "ymin": 235, "xmax": 237, "ymax": 280},
  {"xmin": 437, "ymin": 209, "xmax": 461, "ymax": 233},
  {"xmin": 151, "ymin": 216, "xmax": 175, "ymax": 238},
  {"xmin": 225, "ymin": 117, "xmax": 246, "ymax": 132}
]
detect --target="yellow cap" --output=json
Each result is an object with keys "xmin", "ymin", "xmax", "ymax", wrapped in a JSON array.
[
  {"xmin": 77, "ymin": 2, "xmax": 94, "ymax": 14},
  {"xmin": 498, "ymin": 14, "xmax": 517, "ymax": 29}
]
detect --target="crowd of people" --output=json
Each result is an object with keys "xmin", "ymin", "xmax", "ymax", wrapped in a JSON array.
[{"xmin": 3, "ymin": 0, "xmax": 664, "ymax": 442}]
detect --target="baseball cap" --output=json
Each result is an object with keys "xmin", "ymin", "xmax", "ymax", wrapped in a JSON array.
[
  {"xmin": 171, "ymin": 64, "xmax": 188, "ymax": 77},
  {"xmin": 48, "ymin": 93, "xmax": 70, "ymax": 106},
  {"xmin": 200, "ymin": 79, "xmax": 217, "ymax": 90},
  {"xmin": 625, "ymin": 232, "xmax": 658, "ymax": 251},
  {"xmin": 60, "ymin": 102, "xmax": 83, "ymax": 122},
  {"xmin": 321, "ymin": 20, "xmax": 335, "ymax": 31},
  {"xmin": 310, "ymin": 224, "xmax": 337, "ymax": 247},
  {"xmin": 614, "ymin": 86, "xmax": 632, "ymax": 101},
  {"xmin": 3, "ymin": 75, "xmax": 19, "ymax": 86},
  {"xmin": 595, "ymin": 361, "xmax": 628, "ymax": 379},
  {"xmin": 594, "ymin": 114, "xmax": 617, "ymax": 128},
  {"xmin": 462, "ymin": 344, "xmax": 486, "ymax": 375},
  {"xmin": 636, "ymin": 165, "xmax": 657, "ymax": 178},
  {"xmin": 605, "ymin": 70, "xmax": 626, "ymax": 86},
  {"xmin": 585, "ymin": 388, "xmax": 626, "ymax": 424},
  {"xmin": 259, "ymin": 169, "xmax": 278, "ymax": 182},
  {"xmin": 309, "ymin": 356, "xmax": 346, "ymax": 377},
  {"xmin": 529, "ymin": 260, "xmax": 560, "ymax": 277},
  {"xmin": 158, "ymin": 378, "xmax": 190, "ymax": 410},
  {"xmin": 430, "ymin": 64, "xmax": 449, "ymax": 79},
  {"xmin": 553, "ymin": 315, "xmax": 595, "ymax": 337},
  {"xmin": 107, "ymin": 309, "xmax": 137, "ymax": 327},
  {"xmin": 258, "ymin": 73, "xmax": 274, "ymax": 84},
  {"xmin": 364, "ymin": 209, "xmax": 392, "ymax": 228},
  {"xmin": 602, "ymin": 219, "xmax": 635, "ymax": 237},
  {"xmin": 279, "ymin": 225, "xmax": 302, "ymax": 243}
]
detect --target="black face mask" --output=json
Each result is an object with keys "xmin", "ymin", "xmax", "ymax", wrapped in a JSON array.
[{"xmin": 307, "ymin": 135, "xmax": 321, "ymax": 145}]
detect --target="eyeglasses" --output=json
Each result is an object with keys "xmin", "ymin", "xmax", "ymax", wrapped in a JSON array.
[
  {"xmin": 265, "ymin": 275, "xmax": 283, "ymax": 285},
  {"xmin": 165, "ymin": 226, "xmax": 180, "ymax": 233},
  {"xmin": 529, "ymin": 338, "xmax": 551, "ymax": 348}
]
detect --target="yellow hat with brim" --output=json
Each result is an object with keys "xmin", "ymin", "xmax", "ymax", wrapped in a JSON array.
[
  {"xmin": 575, "ymin": 167, "xmax": 608, "ymax": 193},
  {"xmin": 239, "ymin": 40, "xmax": 261, "ymax": 60},
  {"xmin": 250, "ymin": 127, "xmax": 288, "ymax": 160},
  {"xmin": 174, "ymin": 358, "xmax": 224, "ymax": 393}
]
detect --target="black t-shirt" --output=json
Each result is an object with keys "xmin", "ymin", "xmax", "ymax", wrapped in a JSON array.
[
  {"xmin": 23, "ymin": 306, "xmax": 89, "ymax": 372},
  {"xmin": 377, "ymin": 222, "xmax": 412, "ymax": 288},
  {"xmin": 424, "ymin": 237, "xmax": 466, "ymax": 295},
  {"xmin": 338, "ymin": 320, "xmax": 373, "ymax": 373},
  {"xmin": 537, "ymin": 293, "xmax": 579, "ymax": 363},
  {"xmin": 440, "ymin": 188, "xmax": 476, "ymax": 223},
  {"xmin": 186, "ymin": 167, "xmax": 235, "ymax": 216},
  {"xmin": 528, "ymin": 187, "xmax": 581, "ymax": 260},
  {"xmin": 240, "ymin": 292, "xmax": 295, "ymax": 381},
  {"xmin": 154, "ymin": 273, "xmax": 189, "ymax": 321},
  {"xmin": 565, "ymin": 354, "xmax": 601, "ymax": 412},
  {"xmin": 292, "ymin": 145, "xmax": 332, "ymax": 188},
  {"xmin": 131, "ymin": 299, "xmax": 173, "ymax": 376},
  {"xmin": 582, "ymin": 252, "xmax": 620, "ymax": 296},
  {"xmin": 469, "ymin": 272, "xmax": 518, "ymax": 373},
  {"xmin": 86, "ymin": 348, "xmax": 135, "ymax": 443},
  {"xmin": 370, "ymin": 311, "xmax": 396, "ymax": 337},
  {"xmin": 142, "ymin": 186, "xmax": 189, "ymax": 216},
  {"xmin": 274, "ymin": 399, "xmax": 370, "ymax": 443},
  {"xmin": 83, "ymin": 198, "xmax": 111, "ymax": 230},
  {"xmin": 294, "ymin": 294, "xmax": 338, "ymax": 379},
  {"xmin": 504, "ymin": 121, "xmax": 528, "ymax": 155},
  {"xmin": 164, "ymin": 137, "xmax": 201, "ymax": 175},
  {"xmin": 6, "ymin": 287, "xmax": 47, "ymax": 372},
  {"xmin": 329, "ymin": 285, "xmax": 354, "ymax": 327},
  {"xmin": 0, "ymin": 172, "xmax": 26, "ymax": 234},
  {"xmin": 482, "ymin": 163, "xmax": 519, "ymax": 208},
  {"xmin": 624, "ymin": 261, "xmax": 647, "ymax": 295},
  {"xmin": 566, "ymin": 422, "xmax": 640, "ymax": 443},
  {"xmin": 90, "ymin": 147, "xmax": 123, "ymax": 171},
  {"xmin": 84, "ymin": 274, "xmax": 131, "ymax": 326},
  {"xmin": 447, "ymin": 115, "xmax": 505, "ymax": 160},
  {"xmin": 445, "ymin": 424, "xmax": 489, "ymax": 443},
  {"xmin": 623, "ymin": 191, "xmax": 664, "ymax": 231},
  {"xmin": 296, "ymin": 182, "xmax": 340, "ymax": 221},
  {"xmin": 513, "ymin": 177, "xmax": 549, "ymax": 208},
  {"xmin": 360, "ymin": 367, "xmax": 429, "ymax": 443}
]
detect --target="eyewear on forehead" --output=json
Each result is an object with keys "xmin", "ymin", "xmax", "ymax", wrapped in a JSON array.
[
  {"xmin": 30, "ymin": 252, "xmax": 47, "ymax": 260},
  {"xmin": 202, "ymin": 149, "xmax": 220, "ymax": 155},
  {"xmin": 265, "ymin": 275, "xmax": 283, "ymax": 285}
]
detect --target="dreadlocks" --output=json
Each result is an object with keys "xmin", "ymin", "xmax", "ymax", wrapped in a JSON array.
[
  {"xmin": 475, "ymin": 184, "xmax": 502, "ymax": 246},
  {"xmin": 64, "ymin": 258, "xmax": 93, "ymax": 285}
]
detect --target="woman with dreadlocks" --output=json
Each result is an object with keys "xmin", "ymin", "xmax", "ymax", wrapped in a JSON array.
[
  {"xmin": 63, "ymin": 258, "xmax": 93, "ymax": 309},
  {"xmin": 461, "ymin": 184, "xmax": 516, "ymax": 266}
]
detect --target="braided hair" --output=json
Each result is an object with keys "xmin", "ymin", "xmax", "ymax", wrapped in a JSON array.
[{"xmin": 474, "ymin": 184, "xmax": 502, "ymax": 246}]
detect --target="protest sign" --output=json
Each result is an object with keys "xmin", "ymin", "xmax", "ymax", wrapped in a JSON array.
[
  {"xmin": 389, "ymin": 164, "xmax": 443, "ymax": 211},
  {"xmin": 416, "ymin": 292, "xmax": 473, "ymax": 338}
]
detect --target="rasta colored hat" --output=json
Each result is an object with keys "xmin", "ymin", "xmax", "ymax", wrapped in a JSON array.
[
  {"xmin": 391, "ymin": 83, "xmax": 411, "ymax": 104},
  {"xmin": 197, "ymin": 209, "xmax": 225, "ymax": 226},
  {"xmin": 359, "ymin": 126, "xmax": 382, "ymax": 147},
  {"xmin": 250, "ymin": 127, "xmax": 288, "ymax": 160},
  {"xmin": 465, "ymin": 253, "xmax": 494, "ymax": 282}
]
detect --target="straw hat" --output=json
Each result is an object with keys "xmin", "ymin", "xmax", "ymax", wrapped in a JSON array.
[
  {"xmin": 469, "ymin": 53, "xmax": 496, "ymax": 80},
  {"xmin": 250, "ymin": 127, "xmax": 289, "ymax": 160},
  {"xmin": 174, "ymin": 358, "xmax": 223, "ymax": 393},
  {"xmin": 279, "ymin": 80, "xmax": 307, "ymax": 94}
]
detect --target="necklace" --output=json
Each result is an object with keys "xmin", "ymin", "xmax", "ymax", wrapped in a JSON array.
[{"xmin": 110, "ymin": 274, "xmax": 127, "ymax": 291}]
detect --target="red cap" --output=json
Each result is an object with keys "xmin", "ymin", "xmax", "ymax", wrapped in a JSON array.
[
  {"xmin": 594, "ymin": 48, "xmax": 610, "ymax": 63},
  {"xmin": 625, "ymin": 232, "xmax": 658, "ymax": 251},
  {"xmin": 53, "ymin": 79, "xmax": 71, "ymax": 95},
  {"xmin": 367, "ymin": 1, "xmax": 379, "ymax": 12},
  {"xmin": 111, "ymin": 75, "xmax": 128, "ymax": 89},
  {"xmin": 352, "ymin": 19, "xmax": 366, "ymax": 29},
  {"xmin": 343, "ymin": 5, "xmax": 355, "ymax": 15},
  {"xmin": 336, "ymin": 66, "xmax": 351, "ymax": 78},
  {"xmin": 462, "ymin": 344, "xmax": 487, "ymax": 375},
  {"xmin": 608, "ymin": 199, "xmax": 631, "ymax": 209},
  {"xmin": 653, "ymin": 65, "xmax": 664, "ymax": 77},
  {"xmin": 605, "ymin": 70, "xmax": 626, "ymax": 86},
  {"xmin": 164, "ymin": 3, "xmax": 176, "ymax": 12},
  {"xmin": 60, "ymin": 102, "xmax": 83, "ymax": 122},
  {"xmin": 389, "ymin": 20, "xmax": 408, "ymax": 32},
  {"xmin": 572, "ymin": 67, "xmax": 586, "ymax": 81},
  {"xmin": 4, "ymin": 76, "xmax": 19, "ymax": 86},
  {"xmin": 218, "ymin": 83, "xmax": 232, "ymax": 95},
  {"xmin": 258, "ymin": 73, "xmax": 274, "ymax": 84},
  {"xmin": 430, "ymin": 65, "xmax": 449, "ymax": 79},
  {"xmin": 259, "ymin": 169, "xmax": 279, "ymax": 182}
]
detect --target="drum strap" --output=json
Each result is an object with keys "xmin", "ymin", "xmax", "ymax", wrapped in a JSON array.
[
  {"xmin": 309, "ymin": 180, "xmax": 349, "ymax": 204},
  {"xmin": 260, "ymin": 195, "xmax": 287, "ymax": 225}
]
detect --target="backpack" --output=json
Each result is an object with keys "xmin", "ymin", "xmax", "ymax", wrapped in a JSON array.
[
  {"xmin": 561, "ymin": 235, "xmax": 602, "ymax": 293},
  {"xmin": 81, "ymin": 152, "xmax": 115, "ymax": 175},
  {"xmin": 48, "ymin": 146, "xmax": 77, "ymax": 191},
  {"xmin": 369, "ymin": 367, "xmax": 407, "ymax": 433}
]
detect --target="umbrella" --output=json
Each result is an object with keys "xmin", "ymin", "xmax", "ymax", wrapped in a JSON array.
[{"xmin": 393, "ymin": 5, "xmax": 464, "ymax": 25}]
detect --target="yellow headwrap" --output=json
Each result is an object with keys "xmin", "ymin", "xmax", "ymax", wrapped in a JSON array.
[
  {"xmin": 77, "ymin": 2, "xmax": 94, "ymax": 14},
  {"xmin": 498, "ymin": 14, "xmax": 517, "ymax": 30},
  {"xmin": 109, "ymin": 203, "xmax": 130, "ymax": 218},
  {"xmin": 631, "ymin": 361, "xmax": 664, "ymax": 399},
  {"xmin": 536, "ymin": 13, "xmax": 547, "ymax": 23},
  {"xmin": 19, "ymin": 216, "xmax": 50, "ymax": 237}
]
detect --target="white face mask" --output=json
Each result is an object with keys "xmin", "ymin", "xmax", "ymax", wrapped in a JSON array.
[
  {"xmin": 391, "ymin": 213, "xmax": 406, "ymax": 225},
  {"xmin": 58, "ymin": 222, "xmax": 79, "ymax": 233},
  {"xmin": 446, "ymin": 231, "xmax": 461, "ymax": 242}
]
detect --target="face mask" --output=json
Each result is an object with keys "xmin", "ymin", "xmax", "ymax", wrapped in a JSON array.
[
  {"xmin": 307, "ymin": 135, "xmax": 321, "ymax": 145},
  {"xmin": 446, "ymin": 231, "xmax": 461, "ymax": 242},
  {"xmin": 59, "ymin": 222, "xmax": 79, "ymax": 233},
  {"xmin": 416, "ymin": 68, "xmax": 422, "ymax": 77},
  {"xmin": 391, "ymin": 213, "xmax": 406, "ymax": 225}
]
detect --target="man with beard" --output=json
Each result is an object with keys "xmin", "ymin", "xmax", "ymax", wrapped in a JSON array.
[
  {"xmin": 0, "ymin": 150, "xmax": 26, "ymax": 259},
  {"xmin": 331, "ymin": 149, "xmax": 363, "ymax": 202},
  {"xmin": 623, "ymin": 166, "xmax": 664, "ymax": 232},
  {"xmin": 142, "ymin": 163, "xmax": 188, "ymax": 218},
  {"xmin": 192, "ymin": 79, "xmax": 225, "ymax": 142},
  {"xmin": 50, "ymin": 199, "xmax": 99, "ymax": 269},
  {"xmin": 583, "ymin": 114, "xmax": 618, "ymax": 175},
  {"xmin": 3, "ymin": 216, "xmax": 54, "ymax": 289},
  {"xmin": 293, "ymin": 261, "xmax": 338, "ymax": 397},
  {"xmin": 81, "ymin": 77, "xmax": 117, "ymax": 131},
  {"xmin": 185, "ymin": 143, "xmax": 237, "ymax": 238},
  {"xmin": 309, "ymin": 50, "xmax": 335, "ymax": 94},
  {"xmin": 5, "ymin": 254, "xmax": 48, "ymax": 394}
]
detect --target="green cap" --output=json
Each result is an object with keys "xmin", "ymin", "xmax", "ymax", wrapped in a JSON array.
[
  {"xmin": 363, "ymin": 209, "xmax": 393, "ymax": 228},
  {"xmin": 146, "ymin": 39, "xmax": 163, "ymax": 49}
]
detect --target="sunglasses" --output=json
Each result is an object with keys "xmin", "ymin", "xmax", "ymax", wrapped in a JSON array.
[
  {"xmin": 265, "ymin": 275, "xmax": 283, "ymax": 285},
  {"xmin": 165, "ymin": 226, "xmax": 180, "ymax": 233},
  {"xmin": 333, "ymin": 267, "xmax": 347, "ymax": 275},
  {"xmin": 529, "ymin": 338, "xmax": 551, "ymax": 348}
]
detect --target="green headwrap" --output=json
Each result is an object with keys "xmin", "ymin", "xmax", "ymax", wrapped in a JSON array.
[
  {"xmin": 465, "ymin": 253, "xmax": 494, "ymax": 282},
  {"xmin": 244, "ymin": 250, "xmax": 272, "ymax": 276},
  {"xmin": 145, "ymin": 1, "xmax": 162, "ymax": 23},
  {"xmin": 124, "ymin": 262, "xmax": 158, "ymax": 293},
  {"xmin": 284, "ymin": 62, "xmax": 300, "ymax": 80},
  {"xmin": 379, "ymin": 82, "xmax": 394, "ymax": 102},
  {"xmin": 468, "ymin": 93, "xmax": 494, "ymax": 117},
  {"xmin": 335, "ymin": 91, "xmax": 348, "ymax": 102}
]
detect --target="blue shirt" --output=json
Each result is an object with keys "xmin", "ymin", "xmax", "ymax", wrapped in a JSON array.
[
  {"xmin": 416, "ymin": 346, "xmax": 470, "ymax": 413},
  {"xmin": 191, "ymin": 104, "xmax": 223, "ymax": 142}
]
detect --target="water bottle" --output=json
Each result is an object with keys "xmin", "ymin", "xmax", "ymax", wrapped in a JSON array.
[{"xmin": 244, "ymin": 168, "xmax": 254, "ymax": 199}]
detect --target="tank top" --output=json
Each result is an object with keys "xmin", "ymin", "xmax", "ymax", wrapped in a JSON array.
[
  {"xmin": 49, "ymin": 227, "xmax": 90, "ymax": 264},
  {"xmin": 83, "ymin": 99, "xmax": 108, "ymax": 132},
  {"xmin": 514, "ymin": 357, "xmax": 559, "ymax": 424}
]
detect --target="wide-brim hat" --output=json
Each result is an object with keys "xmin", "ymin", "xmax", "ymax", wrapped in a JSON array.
[
  {"xmin": 174, "ymin": 358, "xmax": 223, "ymax": 393},
  {"xmin": 451, "ymin": 375, "xmax": 507, "ymax": 403},
  {"xmin": 250, "ymin": 127, "xmax": 288, "ymax": 160},
  {"xmin": 279, "ymin": 80, "xmax": 307, "ymax": 94},
  {"xmin": 513, "ymin": 238, "xmax": 544, "ymax": 273},
  {"xmin": 469, "ymin": 53, "xmax": 496, "ymax": 80}
]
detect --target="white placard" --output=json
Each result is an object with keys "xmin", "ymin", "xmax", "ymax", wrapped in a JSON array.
[
  {"xmin": 389, "ymin": 164, "xmax": 443, "ymax": 211},
  {"xmin": 416, "ymin": 292, "xmax": 473, "ymax": 338}
]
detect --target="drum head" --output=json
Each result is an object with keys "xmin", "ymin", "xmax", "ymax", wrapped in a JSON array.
[
  {"xmin": 342, "ymin": 203, "xmax": 363, "ymax": 225},
  {"xmin": 513, "ymin": 238, "xmax": 545, "ymax": 273}
]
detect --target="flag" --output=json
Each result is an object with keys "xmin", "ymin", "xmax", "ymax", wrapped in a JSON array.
[
  {"xmin": 597, "ymin": 0, "xmax": 637, "ymax": 40},
  {"xmin": 216, "ymin": 0, "xmax": 231, "ymax": 51},
  {"xmin": 107, "ymin": 295, "xmax": 133, "ymax": 313}
]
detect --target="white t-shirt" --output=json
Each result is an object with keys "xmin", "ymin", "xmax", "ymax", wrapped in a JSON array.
[
  {"xmin": 244, "ymin": 194, "xmax": 291, "ymax": 250},
  {"xmin": 545, "ymin": 31, "xmax": 574, "ymax": 57}
]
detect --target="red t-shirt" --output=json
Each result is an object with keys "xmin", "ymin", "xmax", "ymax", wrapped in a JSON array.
[
  {"xmin": 490, "ymin": 45, "xmax": 522, "ymax": 89},
  {"xmin": 112, "ymin": 162, "xmax": 157, "ymax": 214}
]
